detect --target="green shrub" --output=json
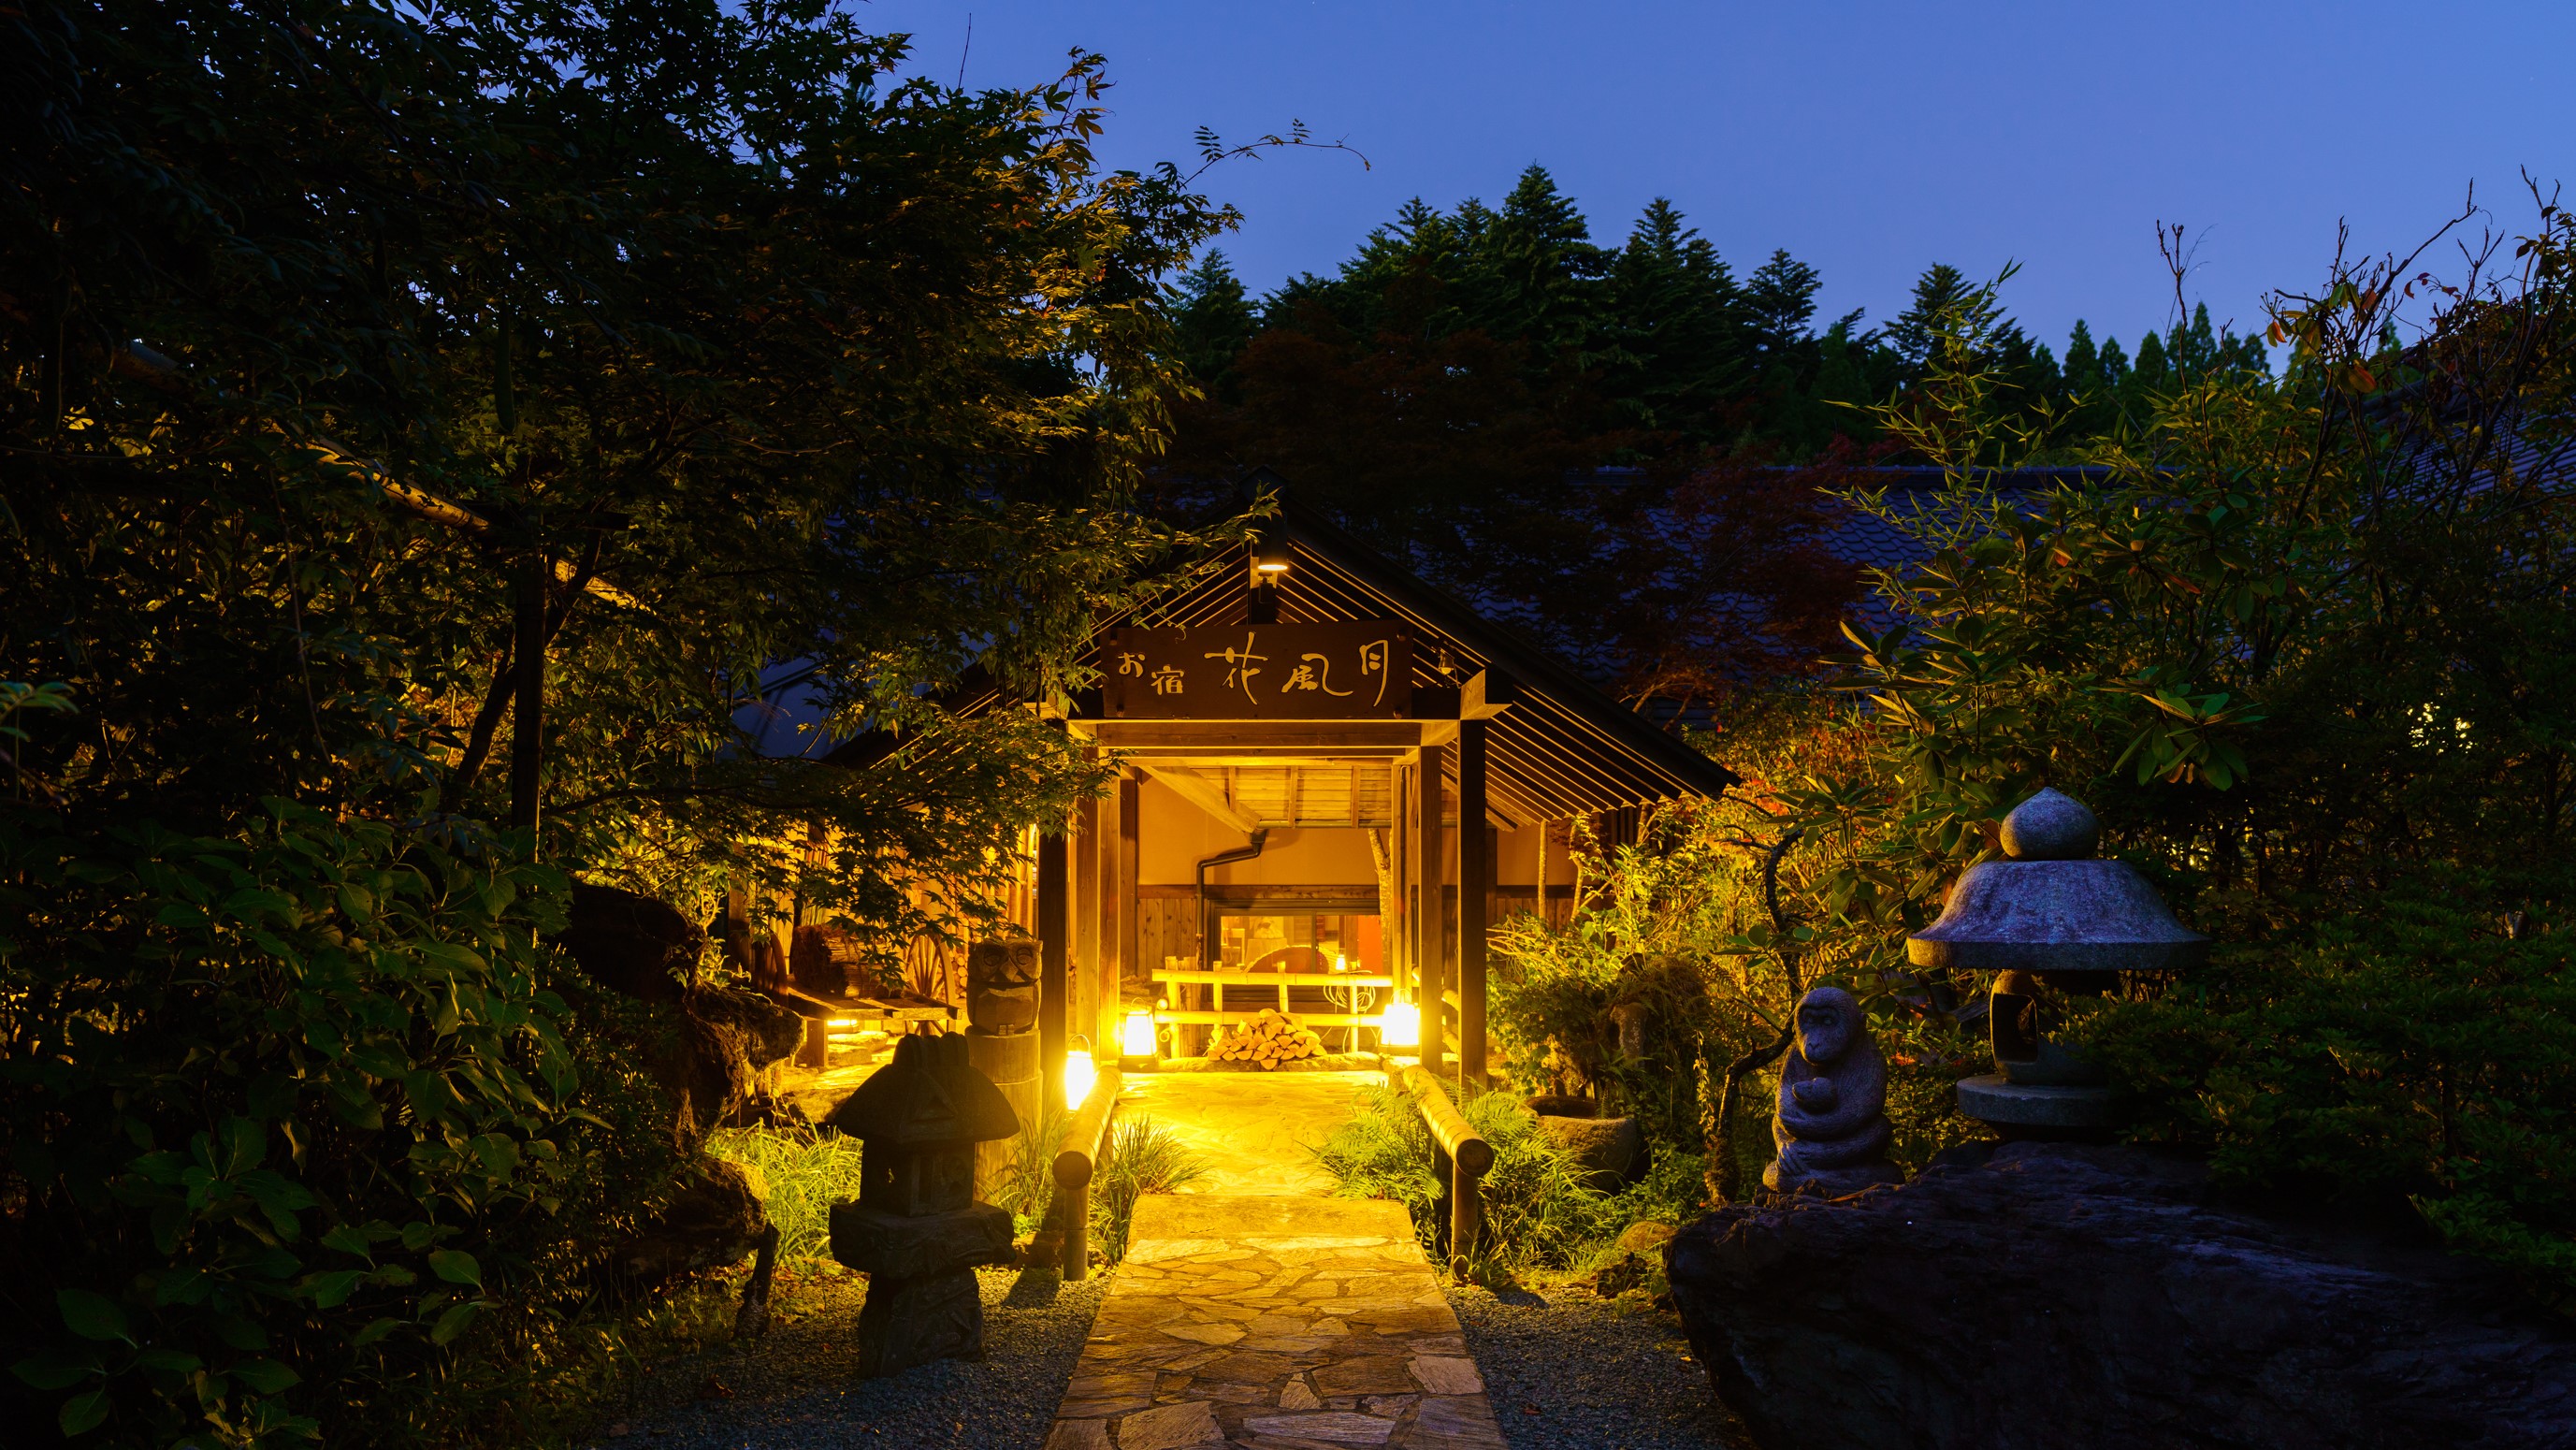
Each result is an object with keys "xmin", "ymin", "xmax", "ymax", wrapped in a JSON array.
[
  {"xmin": 1090, "ymin": 1118, "xmax": 1208, "ymax": 1266},
  {"xmin": 0, "ymin": 799, "xmax": 636, "ymax": 1446},
  {"xmin": 2074, "ymin": 871, "xmax": 2576, "ymax": 1298},
  {"xmin": 703, "ymin": 1125, "xmax": 868, "ymax": 1264},
  {"xmin": 1312, "ymin": 1084, "xmax": 1628, "ymax": 1278}
]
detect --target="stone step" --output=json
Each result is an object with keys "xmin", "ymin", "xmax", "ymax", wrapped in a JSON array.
[{"xmin": 1043, "ymin": 1196, "xmax": 1505, "ymax": 1449}]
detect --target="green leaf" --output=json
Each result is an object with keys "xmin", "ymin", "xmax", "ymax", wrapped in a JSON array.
[
  {"xmin": 58, "ymin": 1388, "xmax": 110, "ymax": 1437},
  {"xmin": 352, "ymin": 1318, "xmax": 402, "ymax": 1348},
  {"xmin": 11, "ymin": 1355, "xmax": 92, "ymax": 1390},
  {"xmin": 303, "ymin": 1269, "xmax": 366, "ymax": 1309},
  {"xmin": 428, "ymin": 1300, "xmax": 482, "ymax": 1346},
  {"xmin": 132, "ymin": 1348, "xmax": 201, "ymax": 1377},
  {"xmin": 232, "ymin": 1357, "xmax": 301, "ymax": 1394},
  {"xmin": 427, "ymin": 1249, "xmax": 482, "ymax": 1287},
  {"xmin": 55, "ymin": 1291, "xmax": 130, "ymax": 1345},
  {"xmin": 321, "ymin": 1223, "xmax": 378, "ymax": 1256}
]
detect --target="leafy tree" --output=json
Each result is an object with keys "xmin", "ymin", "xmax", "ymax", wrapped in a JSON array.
[
  {"xmin": 0, "ymin": 0, "xmax": 1240, "ymax": 1442},
  {"xmin": 1799, "ymin": 197, "xmax": 2576, "ymax": 1286}
]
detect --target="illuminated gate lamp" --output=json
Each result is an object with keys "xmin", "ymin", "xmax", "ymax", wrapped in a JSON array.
[
  {"xmin": 1062, "ymin": 1034, "xmax": 1098, "ymax": 1109},
  {"xmin": 1120, "ymin": 1003, "xmax": 1161, "ymax": 1070},
  {"xmin": 1907, "ymin": 789, "xmax": 2209, "ymax": 1138},
  {"xmin": 1252, "ymin": 538, "xmax": 1295, "ymax": 575},
  {"xmin": 1377, "ymin": 993, "xmax": 1421, "ymax": 1052}
]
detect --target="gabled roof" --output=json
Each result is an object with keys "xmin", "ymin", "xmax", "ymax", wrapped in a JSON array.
[{"xmin": 1064, "ymin": 478, "xmax": 1740, "ymax": 826}]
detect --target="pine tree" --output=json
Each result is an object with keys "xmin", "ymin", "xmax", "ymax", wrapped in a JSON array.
[
  {"xmin": 1888, "ymin": 263, "xmax": 2004, "ymax": 369},
  {"xmin": 1598, "ymin": 198, "xmax": 1749, "ymax": 440},
  {"xmin": 1168, "ymin": 250, "xmax": 1257, "ymax": 394},
  {"xmin": 1744, "ymin": 249, "xmax": 1824, "ymax": 394},
  {"xmin": 1461, "ymin": 165, "xmax": 1605, "ymax": 357}
]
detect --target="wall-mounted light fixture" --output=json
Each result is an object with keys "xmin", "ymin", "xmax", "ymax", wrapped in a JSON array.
[{"xmin": 1252, "ymin": 538, "xmax": 1294, "ymax": 575}]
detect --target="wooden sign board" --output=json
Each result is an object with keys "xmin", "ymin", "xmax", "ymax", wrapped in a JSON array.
[{"xmin": 1101, "ymin": 624, "xmax": 1412, "ymax": 719}]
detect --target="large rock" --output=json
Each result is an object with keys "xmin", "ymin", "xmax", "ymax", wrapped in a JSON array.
[
  {"xmin": 610, "ymin": 1154, "xmax": 769, "ymax": 1288},
  {"xmin": 1666, "ymin": 1140, "xmax": 2576, "ymax": 1450},
  {"xmin": 556, "ymin": 882, "xmax": 702, "ymax": 1000}
]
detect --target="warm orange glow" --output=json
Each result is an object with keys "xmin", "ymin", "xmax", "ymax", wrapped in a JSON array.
[
  {"xmin": 1378, "ymin": 996, "xmax": 1419, "ymax": 1049},
  {"xmin": 1121, "ymin": 1009, "xmax": 1158, "ymax": 1058},
  {"xmin": 1063, "ymin": 1045, "xmax": 1097, "ymax": 1106}
]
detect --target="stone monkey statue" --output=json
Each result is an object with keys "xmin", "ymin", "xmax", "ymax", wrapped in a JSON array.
[{"xmin": 1765, "ymin": 985, "xmax": 1902, "ymax": 1196}]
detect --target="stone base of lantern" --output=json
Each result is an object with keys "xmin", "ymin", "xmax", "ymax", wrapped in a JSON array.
[
  {"xmin": 850, "ymin": 1264, "xmax": 985, "ymax": 1377},
  {"xmin": 830, "ymin": 1200, "xmax": 1014, "ymax": 1379},
  {"xmin": 1958, "ymin": 1073, "xmax": 2118, "ymax": 1139}
]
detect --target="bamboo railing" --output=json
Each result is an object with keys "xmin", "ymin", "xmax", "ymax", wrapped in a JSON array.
[
  {"xmin": 1388, "ymin": 1063, "xmax": 1493, "ymax": 1279},
  {"xmin": 1049, "ymin": 1066, "xmax": 1123, "ymax": 1282}
]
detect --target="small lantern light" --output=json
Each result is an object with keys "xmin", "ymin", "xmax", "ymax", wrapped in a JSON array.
[
  {"xmin": 1252, "ymin": 537, "xmax": 1294, "ymax": 574},
  {"xmin": 1378, "ymin": 994, "xmax": 1420, "ymax": 1050},
  {"xmin": 1063, "ymin": 1035, "xmax": 1097, "ymax": 1109},
  {"xmin": 1120, "ymin": 1007, "xmax": 1158, "ymax": 1067}
]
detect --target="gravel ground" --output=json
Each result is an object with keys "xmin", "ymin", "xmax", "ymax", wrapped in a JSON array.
[
  {"xmin": 1449, "ymin": 1280, "xmax": 1751, "ymax": 1450},
  {"xmin": 593, "ymin": 1265, "xmax": 1107, "ymax": 1450}
]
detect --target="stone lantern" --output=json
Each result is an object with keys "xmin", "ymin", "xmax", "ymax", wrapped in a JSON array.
[
  {"xmin": 827, "ymin": 1032, "xmax": 1020, "ymax": 1377},
  {"xmin": 1906, "ymin": 789, "xmax": 2208, "ymax": 1137}
]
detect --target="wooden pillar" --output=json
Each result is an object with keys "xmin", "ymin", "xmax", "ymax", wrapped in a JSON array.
[
  {"xmin": 1108, "ymin": 772, "xmax": 1140, "ymax": 1053},
  {"xmin": 1071, "ymin": 790, "xmax": 1100, "ymax": 1077},
  {"xmin": 1415, "ymin": 741, "xmax": 1447, "ymax": 1067},
  {"xmin": 1037, "ymin": 825, "xmax": 1069, "ymax": 1114},
  {"xmin": 1457, "ymin": 719, "xmax": 1489, "ymax": 1084}
]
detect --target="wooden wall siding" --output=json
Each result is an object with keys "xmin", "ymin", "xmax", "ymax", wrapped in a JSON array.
[{"xmin": 1217, "ymin": 763, "xmax": 1395, "ymax": 828}]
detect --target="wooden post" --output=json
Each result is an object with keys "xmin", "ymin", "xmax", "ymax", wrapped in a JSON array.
[
  {"xmin": 1457, "ymin": 719, "xmax": 1488, "ymax": 1084},
  {"xmin": 1390, "ymin": 1063, "xmax": 1491, "ymax": 1279},
  {"xmin": 1072, "ymin": 792, "xmax": 1100, "ymax": 1076},
  {"xmin": 1052, "ymin": 1066, "xmax": 1122, "ymax": 1282},
  {"xmin": 1112, "ymin": 772, "xmax": 1139, "ymax": 1053},
  {"xmin": 1092, "ymin": 772, "xmax": 1133, "ymax": 1066},
  {"xmin": 1415, "ymin": 742, "xmax": 1446, "ymax": 1068},
  {"xmin": 1037, "ymin": 826, "xmax": 1069, "ymax": 1114}
]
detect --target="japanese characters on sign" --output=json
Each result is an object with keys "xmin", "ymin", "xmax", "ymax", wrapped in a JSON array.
[{"xmin": 1101, "ymin": 624, "xmax": 1414, "ymax": 718}]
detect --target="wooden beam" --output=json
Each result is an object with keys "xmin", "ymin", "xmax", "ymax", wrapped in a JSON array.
[
  {"xmin": 1037, "ymin": 824, "xmax": 1069, "ymax": 1113},
  {"xmin": 1071, "ymin": 789, "xmax": 1099, "ymax": 1081},
  {"xmin": 1082, "ymin": 719, "xmax": 1426, "ymax": 750},
  {"xmin": 1416, "ymin": 740, "xmax": 1447, "ymax": 1067},
  {"xmin": 1113, "ymin": 773, "xmax": 1140, "ymax": 1053},
  {"xmin": 1461, "ymin": 669, "xmax": 1519, "ymax": 719},
  {"xmin": 1458, "ymin": 719, "xmax": 1490, "ymax": 1083},
  {"xmin": 1136, "ymin": 763, "xmax": 1264, "ymax": 834}
]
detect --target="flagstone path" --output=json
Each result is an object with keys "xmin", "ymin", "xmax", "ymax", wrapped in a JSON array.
[
  {"xmin": 1040, "ymin": 1189, "xmax": 1506, "ymax": 1450},
  {"xmin": 1116, "ymin": 1070, "xmax": 1384, "ymax": 1196}
]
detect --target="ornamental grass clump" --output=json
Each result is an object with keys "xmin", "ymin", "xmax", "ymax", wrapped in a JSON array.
[
  {"xmin": 996, "ymin": 1104, "xmax": 1075, "ymax": 1235},
  {"xmin": 1090, "ymin": 1118, "xmax": 1210, "ymax": 1266},
  {"xmin": 703, "ymin": 1124, "xmax": 869, "ymax": 1263}
]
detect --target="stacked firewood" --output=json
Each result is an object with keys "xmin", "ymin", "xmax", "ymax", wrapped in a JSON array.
[{"xmin": 1208, "ymin": 1008, "xmax": 1326, "ymax": 1068}]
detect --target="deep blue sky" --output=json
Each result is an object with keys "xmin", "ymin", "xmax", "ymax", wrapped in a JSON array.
[{"xmin": 857, "ymin": 1, "xmax": 2575, "ymax": 357}]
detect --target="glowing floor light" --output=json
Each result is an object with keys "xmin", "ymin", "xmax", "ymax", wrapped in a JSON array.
[
  {"xmin": 1378, "ymin": 995, "xmax": 1420, "ymax": 1050},
  {"xmin": 1121, "ymin": 1008, "xmax": 1158, "ymax": 1060}
]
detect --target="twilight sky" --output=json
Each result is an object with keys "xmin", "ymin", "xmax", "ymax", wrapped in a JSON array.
[{"xmin": 855, "ymin": 1, "xmax": 2576, "ymax": 358}]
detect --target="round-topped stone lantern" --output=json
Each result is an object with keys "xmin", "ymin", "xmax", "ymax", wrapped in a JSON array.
[{"xmin": 1907, "ymin": 789, "xmax": 2208, "ymax": 1137}]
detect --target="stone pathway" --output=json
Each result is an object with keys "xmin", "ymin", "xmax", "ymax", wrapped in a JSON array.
[
  {"xmin": 1042, "ymin": 1196, "xmax": 1505, "ymax": 1450},
  {"xmin": 1117, "ymin": 1070, "xmax": 1383, "ymax": 1196}
]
